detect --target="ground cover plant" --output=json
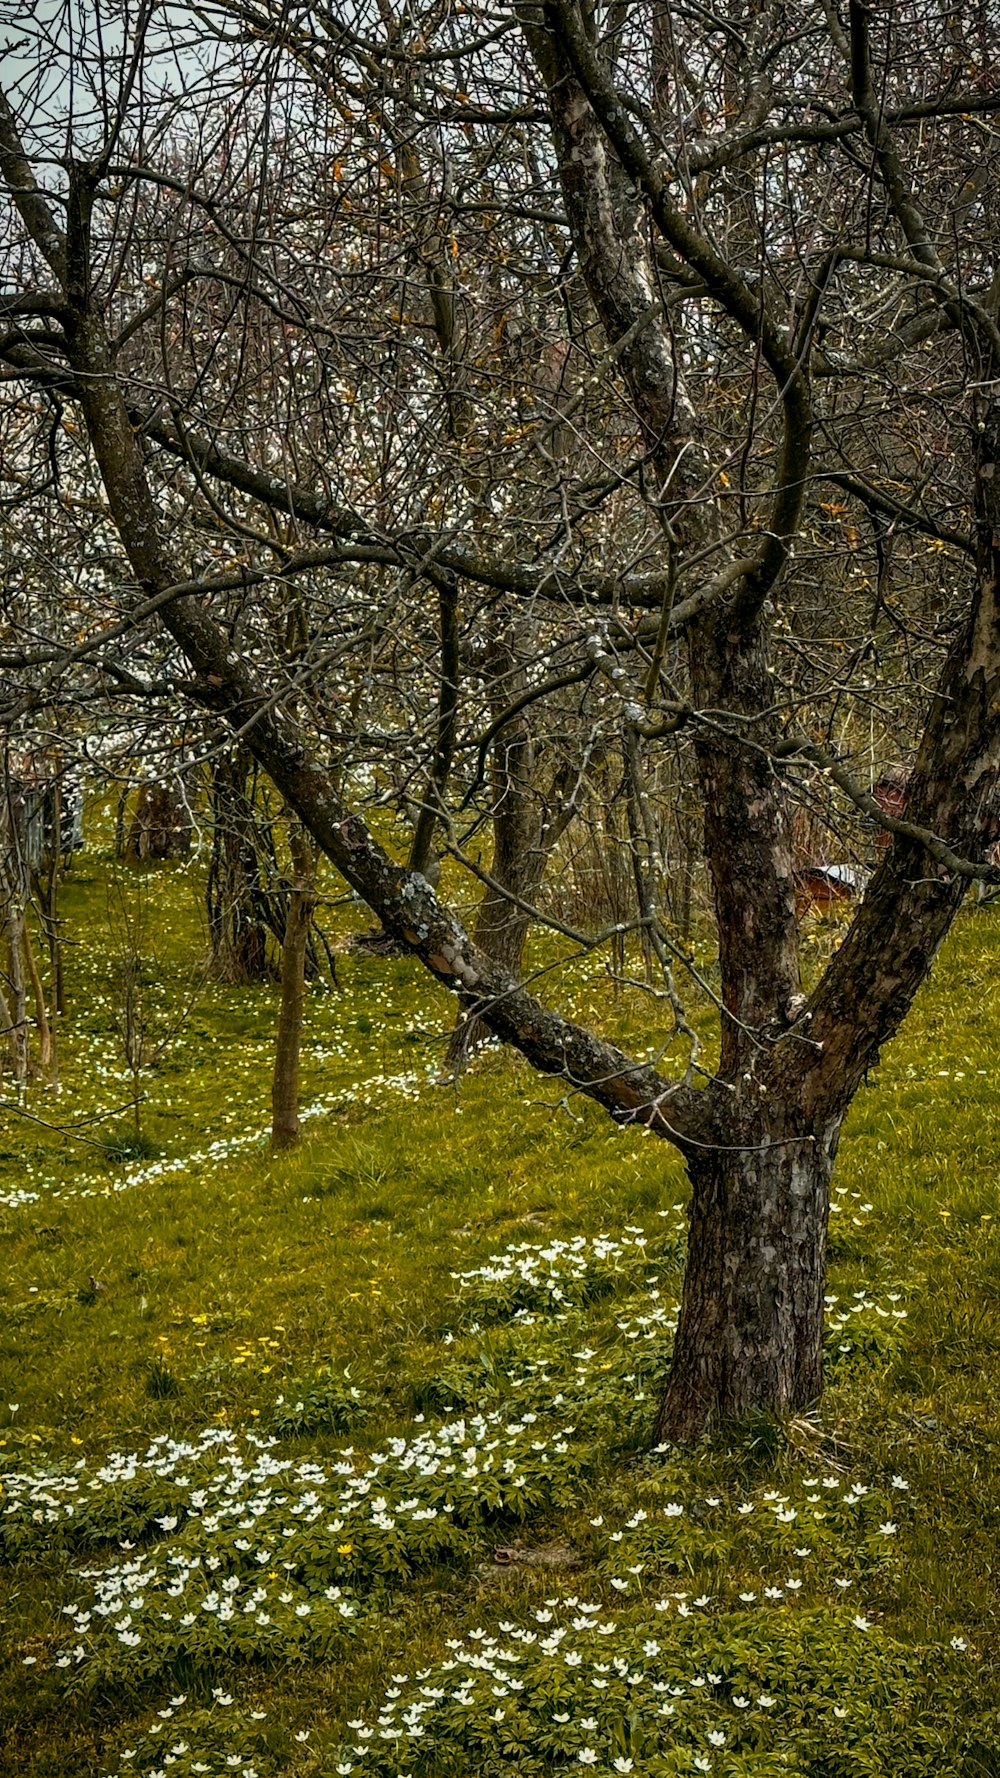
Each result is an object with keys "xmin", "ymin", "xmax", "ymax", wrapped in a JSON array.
[{"xmin": 2, "ymin": 836, "xmax": 1000, "ymax": 1776}]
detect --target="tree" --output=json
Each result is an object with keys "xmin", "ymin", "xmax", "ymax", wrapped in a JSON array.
[
  {"xmin": 124, "ymin": 775, "xmax": 192, "ymax": 862},
  {"xmin": 271, "ymin": 817, "xmax": 317, "ymax": 1150},
  {"xmin": 2, "ymin": 0, "xmax": 1000, "ymax": 1438}
]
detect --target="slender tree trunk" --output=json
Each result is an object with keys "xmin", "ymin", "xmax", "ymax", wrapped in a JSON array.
[
  {"xmin": 47, "ymin": 782, "xmax": 65, "ymax": 1017},
  {"xmin": 623, "ymin": 724, "xmax": 661, "ymax": 982},
  {"xmin": 447, "ymin": 623, "xmax": 564, "ymax": 1069},
  {"xmin": 0, "ymin": 975, "xmax": 17, "ymax": 1079},
  {"xmin": 5, "ymin": 903, "xmax": 28, "ymax": 1094},
  {"xmin": 21, "ymin": 919, "xmax": 50, "ymax": 1072},
  {"xmin": 271, "ymin": 824, "xmax": 316, "ymax": 1150},
  {"xmin": 114, "ymin": 786, "xmax": 129, "ymax": 860},
  {"xmin": 408, "ymin": 577, "xmax": 460, "ymax": 881},
  {"xmin": 443, "ymin": 632, "xmax": 540, "ymax": 1059},
  {"xmin": 33, "ymin": 842, "xmax": 64, "ymax": 1091}
]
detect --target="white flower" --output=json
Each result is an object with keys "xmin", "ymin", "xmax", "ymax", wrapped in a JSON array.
[
  {"xmin": 878, "ymin": 1522, "xmax": 897, "ymax": 1536},
  {"xmin": 577, "ymin": 1751, "xmax": 598, "ymax": 1766},
  {"xmin": 553, "ymin": 1713, "xmax": 570, "ymax": 1724},
  {"xmin": 951, "ymin": 1635, "xmax": 969, "ymax": 1652},
  {"xmin": 612, "ymin": 1761, "xmax": 634, "ymax": 1773},
  {"xmin": 852, "ymin": 1616, "xmax": 870, "ymax": 1631},
  {"xmin": 758, "ymin": 1694, "xmax": 775, "ymax": 1708},
  {"xmin": 707, "ymin": 1730, "xmax": 726, "ymax": 1747}
]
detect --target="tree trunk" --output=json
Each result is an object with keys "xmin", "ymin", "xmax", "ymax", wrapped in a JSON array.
[
  {"xmin": 21, "ymin": 919, "xmax": 50, "ymax": 1072},
  {"xmin": 125, "ymin": 778, "xmax": 192, "ymax": 861},
  {"xmin": 0, "ymin": 975, "xmax": 17, "ymax": 1079},
  {"xmin": 5, "ymin": 902, "xmax": 28, "ymax": 1094},
  {"xmin": 657, "ymin": 1116, "xmax": 840, "ymax": 1442},
  {"xmin": 447, "ymin": 626, "xmax": 546, "ymax": 1069},
  {"xmin": 46, "ymin": 781, "xmax": 66, "ymax": 1018},
  {"xmin": 408, "ymin": 577, "xmax": 460, "ymax": 881},
  {"xmin": 206, "ymin": 747, "xmax": 278, "ymax": 983},
  {"xmin": 271, "ymin": 824, "xmax": 316, "ymax": 1150},
  {"xmin": 445, "ymin": 771, "xmax": 543, "ymax": 1069},
  {"xmin": 115, "ymin": 786, "xmax": 129, "ymax": 860}
]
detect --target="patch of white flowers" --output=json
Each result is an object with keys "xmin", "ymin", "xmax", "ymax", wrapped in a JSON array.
[
  {"xmin": 9, "ymin": 1210, "xmax": 970, "ymax": 1778},
  {"xmin": 8, "ymin": 1404, "xmax": 588, "ymax": 1685},
  {"xmin": 450, "ymin": 1216, "xmax": 687, "ymax": 1321}
]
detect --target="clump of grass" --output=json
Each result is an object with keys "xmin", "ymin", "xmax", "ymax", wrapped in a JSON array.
[{"xmin": 100, "ymin": 1129, "xmax": 162, "ymax": 1165}]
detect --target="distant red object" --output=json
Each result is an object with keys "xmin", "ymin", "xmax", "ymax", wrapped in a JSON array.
[{"xmin": 794, "ymin": 864, "xmax": 863, "ymax": 919}]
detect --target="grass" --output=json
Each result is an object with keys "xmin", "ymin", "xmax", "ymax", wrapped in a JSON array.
[{"xmin": 1, "ymin": 825, "xmax": 1000, "ymax": 1775}]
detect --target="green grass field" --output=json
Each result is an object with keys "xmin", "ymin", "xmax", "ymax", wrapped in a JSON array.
[{"xmin": 2, "ymin": 835, "xmax": 1000, "ymax": 1776}]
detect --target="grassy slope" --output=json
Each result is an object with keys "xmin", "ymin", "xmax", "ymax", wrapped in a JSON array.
[{"xmin": 1, "ymin": 837, "xmax": 999, "ymax": 1776}]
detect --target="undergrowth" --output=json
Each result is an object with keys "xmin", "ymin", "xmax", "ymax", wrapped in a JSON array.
[{"xmin": 1, "ymin": 826, "xmax": 1000, "ymax": 1775}]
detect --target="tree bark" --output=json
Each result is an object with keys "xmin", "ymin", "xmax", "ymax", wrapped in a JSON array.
[
  {"xmin": 657, "ymin": 1114, "xmax": 840, "ymax": 1442},
  {"xmin": 689, "ymin": 608, "xmax": 801, "ymax": 1075}
]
